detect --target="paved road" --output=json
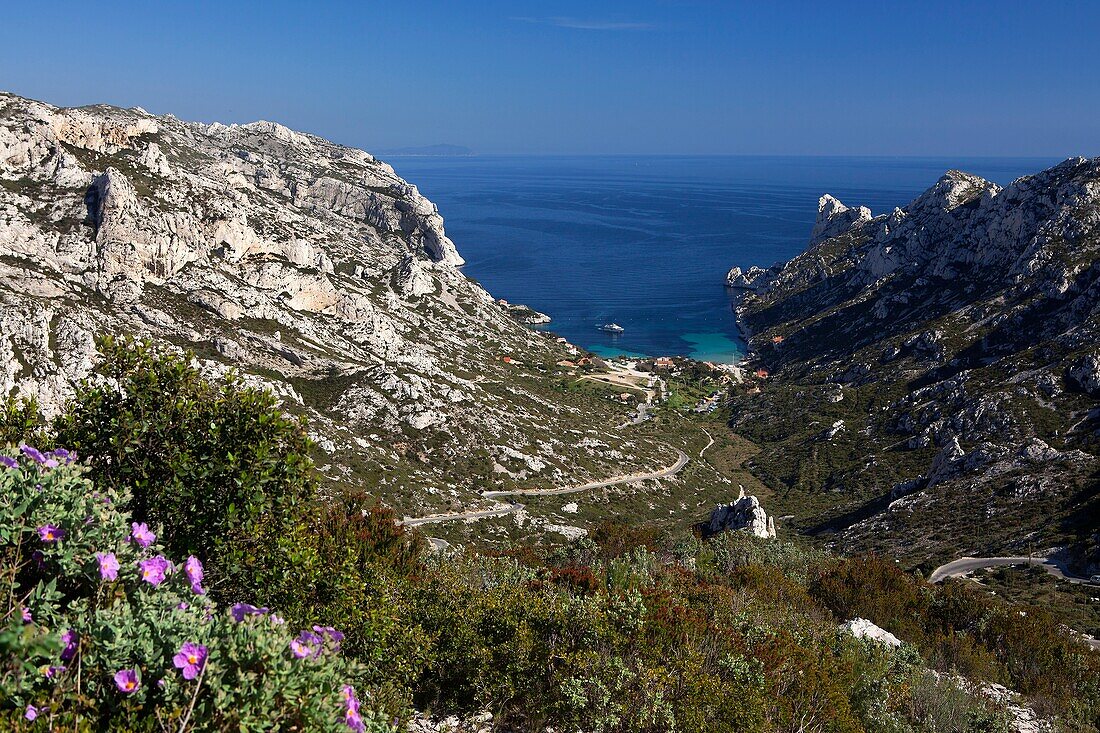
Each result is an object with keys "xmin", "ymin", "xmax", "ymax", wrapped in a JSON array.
[
  {"xmin": 398, "ymin": 449, "xmax": 688, "ymax": 527},
  {"xmin": 928, "ymin": 556, "xmax": 1092, "ymax": 584}
]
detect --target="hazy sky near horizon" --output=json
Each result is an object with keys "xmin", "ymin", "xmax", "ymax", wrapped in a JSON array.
[{"xmin": 3, "ymin": 1, "xmax": 1098, "ymax": 156}]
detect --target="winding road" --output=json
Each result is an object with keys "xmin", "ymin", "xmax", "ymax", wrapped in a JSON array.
[
  {"xmin": 928, "ymin": 556, "xmax": 1092, "ymax": 584},
  {"xmin": 399, "ymin": 449, "xmax": 689, "ymax": 528}
]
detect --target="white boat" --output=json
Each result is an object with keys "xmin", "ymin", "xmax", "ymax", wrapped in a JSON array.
[{"xmin": 599, "ymin": 323, "xmax": 625, "ymax": 333}]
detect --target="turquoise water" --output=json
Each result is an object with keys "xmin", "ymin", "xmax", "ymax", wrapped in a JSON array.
[
  {"xmin": 391, "ymin": 156, "xmax": 1057, "ymax": 363},
  {"xmin": 586, "ymin": 343, "xmax": 651, "ymax": 360},
  {"xmin": 681, "ymin": 333, "xmax": 744, "ymax": 364}
]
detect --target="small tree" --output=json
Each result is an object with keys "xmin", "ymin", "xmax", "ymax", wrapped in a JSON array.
[{"xmin": 54, "ymin": 336, "xmax": 318, "ymax": 609}]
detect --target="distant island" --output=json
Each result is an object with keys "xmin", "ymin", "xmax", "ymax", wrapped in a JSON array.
[{"xmin": 375, "ymin": 143, "xmax": 475, "ymax": 157}]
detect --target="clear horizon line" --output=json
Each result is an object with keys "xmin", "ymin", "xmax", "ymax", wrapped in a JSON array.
[{"xmin": 379, "ymin": 152, "xmax": 1074, "ymax": 160}]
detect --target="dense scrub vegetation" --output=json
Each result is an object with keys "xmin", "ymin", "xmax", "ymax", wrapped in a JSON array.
[{"xmin": 2, "ymin": 339, "xmax": 1098, "ymax": 731}]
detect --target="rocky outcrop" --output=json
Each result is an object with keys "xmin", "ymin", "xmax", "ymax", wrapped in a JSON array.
[
  {"xmin": 841, "ymin": 618, "xmax": 902, "ymax": 647},
  {"xmin": 727, "ymin": 157, "xmax": 1100, "ymax": 566},
  {"xmin": 725, "ymin": 265, "xmax": 769, "ymax": 291},
  {"xmin": 706, "ymin": 488, "xmax": 776, "ymax": 538},
  {"xmin": 809, "ymin": 194, "xmax": 871, "ymax": 246},
  {"xmin": 0, "ymin": 91, "xmax": 657, "ymax": 520},
  {"xmin": 1067, "ymin": 353, "xmax": 1100, "ymax": 396}
]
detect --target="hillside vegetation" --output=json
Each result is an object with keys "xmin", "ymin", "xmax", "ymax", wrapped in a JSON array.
[{"xmin": 2, "ymin": 342, "xmax": 1098, "ymax": 732}]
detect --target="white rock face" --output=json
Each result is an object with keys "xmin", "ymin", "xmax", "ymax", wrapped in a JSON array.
[
  {"xmin": 725, "ymin": 265, "xmax": 769, "ymax": 290},
  {"xmin": 842, "ymin": 618, "xmax": 902, "ymax": 647},
  {"xmin": 707, "ymin": 487, "xmax": 776, "ymax": 538},
  {"xmin": 1067, "ymin": 353, "xmax": 1100, "ymax": 395},
  {"xmin": 809, "ymin": 194, "xmax": 872, "ymax": 246}
]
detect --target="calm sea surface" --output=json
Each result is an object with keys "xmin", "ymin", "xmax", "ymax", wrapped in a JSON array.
[{"xmin": 389, "ymin": 156, "xmax": 1057, "ymax": 363}]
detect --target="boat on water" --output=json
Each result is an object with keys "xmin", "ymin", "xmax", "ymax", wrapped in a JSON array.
[{"xmin": 599, "ymin": 323, "xmax": 625, "ymax": 334}]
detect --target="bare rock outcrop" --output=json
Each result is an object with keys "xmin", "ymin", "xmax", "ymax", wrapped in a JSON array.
[{"xmin": 707, "ymin": 487, "xmax": 776, "ymax": 538}]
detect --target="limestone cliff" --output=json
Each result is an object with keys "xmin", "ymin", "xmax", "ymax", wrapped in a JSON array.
[{"xmin": 0, "ymin": 92, "xmax": 659, "ymax": 519}]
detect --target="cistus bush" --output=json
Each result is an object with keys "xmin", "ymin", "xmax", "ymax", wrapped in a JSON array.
[{"xmin": 0, "ymin": 448, "xmax": 392, "ymax": 731}]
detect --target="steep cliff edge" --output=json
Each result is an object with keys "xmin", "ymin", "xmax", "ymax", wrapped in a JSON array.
[
  {"xmin": 0, "ymin": 92, "xmax": 667, "ymax": 520},
  {"xmin": 726, "ymin": 158, "xmax": 1100, "ymax": 570}
]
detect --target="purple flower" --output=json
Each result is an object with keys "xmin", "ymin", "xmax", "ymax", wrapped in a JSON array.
[
  {"xmin": 44, "ymin": 665, "xmax": 66, "ymax": 679},
  {"xmin": 21, "ymin": 607, "xmax": 32, "ymax": 623},
  {"xmin": 230, "ymin": 603, "xmax": 269, "ymax": 623},
  {"xmin": 172, "ymin": 642, "xmax": 208, "ymax": 680},
  {"xmin": 0, "ymin": 455, "xmax": 17, "ymax": 469},
  {"xmin": 31, "ymin": 551, "xmax": 45, "ymax": 570},
  {"xmin": 184, "ymin": 556, "xmax": 205, "ymax": 594},
  {"xmin": 95, "ymin": 552, "xmax": 119, "ymax": 581},
  {"xmin": 342, "ymin": 684, "xmax": 360, "ymax": 711},
  {"xmin": 49, "ymin": 448, "xmax": 74, "ymax": 465},
  {"xmin": 25, "ymin": 704, "xmax": 38, "ymax": 721},
  {"xmin": 129, "ymin": 522, "xmax": 155, "ymax": 548},
  {"xmin": 138, "ymin": 556, "xmax": 171, "ymax": 586},
  {"xmin": 20, "ymin": 444, "xmax": 46, "ymax": 464},
  {"xmin": 342, "ymin": 685, "xmax": 364, "ymax": 731},
  {"xmin": 290, "ymin": 630, "xmax": 322, "ymax": 659},
  {"xmin": 37, "ymin": 525, "xmax": 64, "ymax": 543},
  {"xmin": 313, "ymin": 625, "xmax": 345, "ymax": 651},
  {"xmin": 114, "ymin": 669, "xmax": 140, "ymax": 694},
  {"xmin": 60, "ymin": 630, "xmax": 78, "ymax": 662},
  {"xmin": 344, "ymin": 709, "xmax": 365, "ymax": 732},
  {"xmin": 176, "ymin": 602, "xmax": 189, "ymax": 611}
]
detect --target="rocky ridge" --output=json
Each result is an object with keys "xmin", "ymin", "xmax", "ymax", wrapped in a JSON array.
[
  {"xmin": 0, "ymin": 92, "xmax": 662, "ymax": 517},
  {"xmin": 726, "ymin": 158, "xmax": 1100, "ymax": 567}
]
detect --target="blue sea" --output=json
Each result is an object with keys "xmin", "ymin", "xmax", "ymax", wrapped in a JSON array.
[{"xmin": 390, "ymin": 156, "xmax": 1058, "ymax": 363}]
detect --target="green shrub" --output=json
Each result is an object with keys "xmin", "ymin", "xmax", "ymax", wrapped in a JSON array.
[
  {"xmin": 53, "ymin": 336, "xmax": 318, "ymax": 610},
  {"xmin": 0, "ymin": 396, "xmax": 44, "ymax": 448}
]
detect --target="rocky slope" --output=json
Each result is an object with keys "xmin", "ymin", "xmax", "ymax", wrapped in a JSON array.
[
  {"xmin": 726, "ymin": 158, "xmax": 1100, "ymax": 570},
  {"xmin": 0, "ymin": 92, "xmax": 665, "ymax": 519}
]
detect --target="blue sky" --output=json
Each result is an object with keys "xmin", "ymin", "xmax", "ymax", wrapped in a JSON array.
[{"xmin": 3, "ymin": 1, "xmax": 1097, "ymax": 156}]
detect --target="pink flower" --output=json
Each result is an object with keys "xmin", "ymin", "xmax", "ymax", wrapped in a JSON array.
[
  {"xmin": 114, "ymin": 668, "xmax": 140, "ymax": 693},
  {"xmin": 184, "ymin": 556, "xmax": 205, "ymax": 594},
  {"xmin": 289, "ymin": 631, "xmax": 322, "ymax": 659},
  {"xmin": 95, "ymin": 552, "xmax": 119, "ymax": 581},
  {"xmin": 138, "ymin": 556, "xmax": 171, "ymax": 586},
  {"xmin": 129, "ymin": 522, "xmax": 155, "ymax": 548},
  {"xmin": 172, "ymin": 642, "xmax": 208, "ymax": 680},
  {"xmin": 25, "ymin": 704, "xmax": 38, "ymax": 721},
  {"xmin": 37, "ymin": 525, "xmax": 64, "ymax": 543},
  {"xmin": 21, "ymin": 607, "xmax": 32, "ymax": 623},
  {"xmin": 342, "ymin": 685, "xmax": 364, "ymax": 731}
]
